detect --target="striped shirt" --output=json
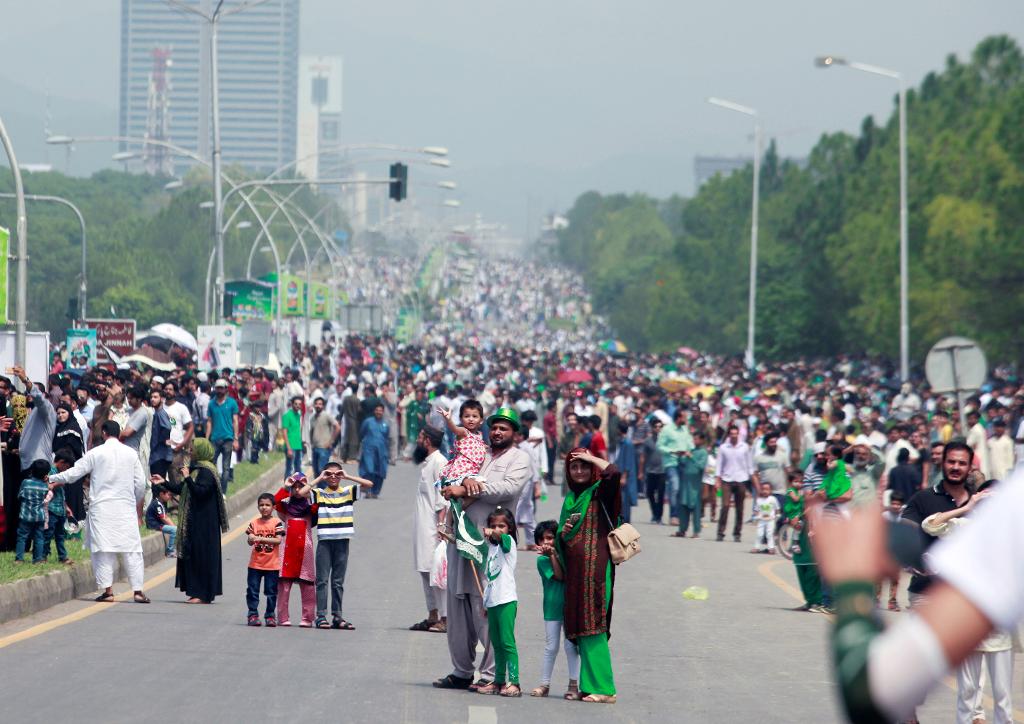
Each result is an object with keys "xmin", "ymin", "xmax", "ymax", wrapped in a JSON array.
[{"xmin": 312, "ymin": 485, "xmax": 359, "ymax": 539}]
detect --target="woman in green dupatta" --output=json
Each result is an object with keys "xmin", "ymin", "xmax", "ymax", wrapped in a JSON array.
[
  {"xmin": 556, "ymin": 448, "xmax": 622, "ymax": 704},
  {"xmin": 152, "ymin": 438, "xmax": 229, "ymax": 603}
]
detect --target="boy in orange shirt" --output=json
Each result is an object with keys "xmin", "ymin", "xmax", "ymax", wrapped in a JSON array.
[{"xmin": 246, "ymin": 493, "xmax": 285, "ymax": 627}]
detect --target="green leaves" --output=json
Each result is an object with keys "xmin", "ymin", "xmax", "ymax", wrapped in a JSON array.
[{"xmin": 556, "ymin": 35, "xmax": 1024, "ymax": 365}]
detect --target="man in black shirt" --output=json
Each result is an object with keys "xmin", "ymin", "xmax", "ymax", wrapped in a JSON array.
[
  {"xmin": 887, "ymin": 447, "xmax": 922, "ymax": 502},
  {"xmin": 900, "ymin": 441, "xmax": 973, "ymax": 602}
]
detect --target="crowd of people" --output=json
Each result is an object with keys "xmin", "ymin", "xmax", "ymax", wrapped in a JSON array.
[{"xmin": 2, "ymin": 247, "xmax": 1024, "ymax": 712}]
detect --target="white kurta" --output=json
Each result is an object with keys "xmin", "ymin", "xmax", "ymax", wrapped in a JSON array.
[
  {"xmin": 49, "ymin": 437, "xmax": 146, "ymax": 553},
  {"xmin": 414, "ymin": 450, "xmax": 447, "ymax": 572}
]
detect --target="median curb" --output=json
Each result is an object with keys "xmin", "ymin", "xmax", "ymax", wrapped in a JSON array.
[{"xmin": 0, "ymin": 461, "xmax": 284, "ymax": 625}]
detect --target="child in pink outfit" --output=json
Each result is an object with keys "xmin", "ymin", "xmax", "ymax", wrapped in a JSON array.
[
  {"xmin": 436, "ymin": 399, "xmax": 487, "ymax": 488},
  {"xmin": 274, "ymin": 473, "xmax": 317, "ymax": 627}
]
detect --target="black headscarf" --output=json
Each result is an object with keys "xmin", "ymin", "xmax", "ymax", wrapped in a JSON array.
[{"xmin": 53, "ymin": 403, "xmax": 84, "ymax": 461}]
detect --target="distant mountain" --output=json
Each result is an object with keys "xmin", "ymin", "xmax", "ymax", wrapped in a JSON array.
[{"xmin": 0, "ymin": 74, "xmax": 117, "ymax": 177}]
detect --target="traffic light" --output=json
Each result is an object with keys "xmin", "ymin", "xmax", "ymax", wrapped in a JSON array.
[
  {"xmin": 223, "ymin": 289, "xmax": 237, "ymax": 319},
  {"xmin": 389, "ymin": 162, "xmax": 408, "ymax": 201},
  {"xmin": 66, "ymin": 298, "xmax": 77, "ymax": 320}
]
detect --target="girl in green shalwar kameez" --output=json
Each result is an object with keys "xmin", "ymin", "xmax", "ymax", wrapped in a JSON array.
[{"xmin": 557, "ymin": 448, "xmax": 622, "ymax": 704}]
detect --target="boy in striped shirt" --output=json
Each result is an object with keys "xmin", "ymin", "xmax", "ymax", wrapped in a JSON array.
[{"xmin": 306, "ymin": 461, "xmax": 374, "ymax": 629}]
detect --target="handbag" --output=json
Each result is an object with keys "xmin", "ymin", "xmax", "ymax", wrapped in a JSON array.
[{"xmin": 601, "ymin": 501, "xmax": 641, "ymax": 565}]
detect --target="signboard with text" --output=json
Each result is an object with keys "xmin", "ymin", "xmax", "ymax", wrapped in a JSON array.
[
  {"xmin": 226, "ymin": 279, "xmax": 275, "ymax": 324},
  {"xmin": 83, "ymin": 318, "xmax": 136, "ymax": 363},
  {"xmin": 197, "ymin": 324, "xmax": 238, "ymax": 371}
]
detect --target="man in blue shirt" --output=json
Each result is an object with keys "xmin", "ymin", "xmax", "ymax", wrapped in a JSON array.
[{"xmin": 206, "ymin": 379, "xmax": 240, "ymax": 493}]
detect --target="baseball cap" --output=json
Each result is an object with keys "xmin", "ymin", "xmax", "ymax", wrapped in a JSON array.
[{"xmin": 214, "ymin": 379, "xmax": 228, "ymax": 389}]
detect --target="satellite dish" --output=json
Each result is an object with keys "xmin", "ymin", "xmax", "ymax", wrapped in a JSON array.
[{"xmin": 925, "ymin": 336, "xmax": 987, "ymax": 394}]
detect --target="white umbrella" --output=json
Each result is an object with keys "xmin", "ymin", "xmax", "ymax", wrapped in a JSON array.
[{"xmin": 149, "ymin": 323, "xmax": 199, "ymax": 352}]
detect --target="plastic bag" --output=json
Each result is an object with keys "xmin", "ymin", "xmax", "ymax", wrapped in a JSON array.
[
  {"xmin": 682, "ymin": 586, "xmax": 709, "ymax": 601},
  {"xmin": 430, "ymin": 541, "xmax": 448, "ymax": 590}
]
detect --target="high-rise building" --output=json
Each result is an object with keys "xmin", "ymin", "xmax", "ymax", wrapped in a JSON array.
[
  {"xmin": 119, "ymin": 0, "xmax": 299, "ymax": 174},
  {"xmin": 296, "ymin": 55, "xmax": 344, "ymax": 180}
]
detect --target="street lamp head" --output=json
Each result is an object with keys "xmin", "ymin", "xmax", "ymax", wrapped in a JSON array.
[
  {"xmin": 429, "ymin": 158, "xmax": 451, "ymax": 168},
  {"xmin": 421, "ymin": 146, "xmax": 449, "ymax": 156},
  {"xmin": 443, "ymin": 199, "xmax": 461, "ymax": 208},
  {"xmin": 163, "ymin": 179, "xmax": 184, "ymax": 190},
  {"xmin": 46, "ymin": 135, "xmax": 74, "ymax": 145},
  {"xmin": 111, "ymin": 151, "xmax": 140, "ymax": 162},
  {"xmin": 815, "ymin": 55, "xmax": 846, "ymax": 68},
  {"xmin": 199, "ymin": 201, "xmax": 215, "ymax": 209},
  {"xmin": 437, "ymin": 181, "xmax": 457, "ymax": 190},
  {"xmin": 235, "ymin": 220, "xmax": 253, "ymax": 230}
]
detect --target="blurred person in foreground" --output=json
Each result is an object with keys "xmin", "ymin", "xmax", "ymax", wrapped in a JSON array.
[{"xmin": 811, "ymin": 442, "xmax": 1024, "ymax": 723}]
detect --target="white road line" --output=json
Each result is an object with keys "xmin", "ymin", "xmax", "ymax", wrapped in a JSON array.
[{"xmin": 467, "ymin": 705, "xmax": 497, "ymax": 724}]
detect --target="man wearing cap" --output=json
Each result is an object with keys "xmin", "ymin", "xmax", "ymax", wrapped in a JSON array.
[
  {"xmin": 433, "ymin": 406, "xmax": 531, "ymax": 691},
  {"xmin": 206, "ymin": 379, "xmax": 240, "ymax": 493}
]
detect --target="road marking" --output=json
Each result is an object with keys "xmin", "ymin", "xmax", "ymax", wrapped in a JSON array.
[
  {"xmin": 0, "ymin": 517, "xmax": 250, "ymax": 651},
  {"xmin": 758, "ymin": 558, "xmax": 1024, "ymax": 723},
  {"xmin": 467, "ymin": 705, "xmax": 497, "ymax": 724}
]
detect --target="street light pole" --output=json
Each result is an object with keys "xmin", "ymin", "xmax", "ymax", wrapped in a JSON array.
[
  {"xmin": 0, "ymin": 115, "xmax": 27, "ymax": 365},
  {"xmin": 816, "ymin": 55, "xmax": 909, "ymax": 381},
  {"xmin": 708, "ymin": 96, "xmax": 760, "ymax": 372},
  {"xmin": 0, "ymin": 193, "xmax": 86, "ymax": 320},
  {"xmin": 210, "ymin": 10, "xmax": 226, "ymax": 324}
]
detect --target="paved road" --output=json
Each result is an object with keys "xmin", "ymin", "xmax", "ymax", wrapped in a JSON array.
[{"xmin": 0, "ymin": 461, "xmax": 1007, "ymax": 723}]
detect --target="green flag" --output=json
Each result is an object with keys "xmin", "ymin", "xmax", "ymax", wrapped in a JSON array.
[{"xmin": 450, "ymin": 498, "xmax": 487, "ymax": 565}]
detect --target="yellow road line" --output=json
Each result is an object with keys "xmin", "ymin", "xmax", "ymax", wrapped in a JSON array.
[
  {"xmin": 0, "ymin": 519, "xmax": 249, "ymax": 651},
  {"xmin": 758, "ymin": 558, "xmax": 1024, "ymax": 723}
]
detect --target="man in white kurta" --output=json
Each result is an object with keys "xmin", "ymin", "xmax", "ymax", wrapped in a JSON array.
[
  {"xmin": 48, "ymin": 420, "xmax": 149, "ymax": 601},
  {"xmin": 413, "ymin": 427, "xmax": 448, "ymax": 629}
]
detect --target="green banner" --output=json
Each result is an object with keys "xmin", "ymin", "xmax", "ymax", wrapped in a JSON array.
[
  {"xmin": 309, "ymin": 282, "xmax": 331, "ymax": 320},
  {"xmin": 264, "ymin": 273, "xmax": 306, "ymax": 317},
  {"xmin": 0, "ymin": 226, "xmax": 8, "ymax": 325},
  {"xmin": 226, "ymin": 279, "xmax": 274, "ymax": 324}
]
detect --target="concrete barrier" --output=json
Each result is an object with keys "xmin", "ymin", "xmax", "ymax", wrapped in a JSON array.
[{"xmin": 0, "ymin": 461, "xmax": 283, "ymax": 625}]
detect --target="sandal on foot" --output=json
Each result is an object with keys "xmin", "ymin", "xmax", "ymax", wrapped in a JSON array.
[
  {"xmin": 94, "ymin": 591, "xmax": 115, "ymax": 602},
  {"xmin": 564, "ymin": 688, "xmax": 582, "ymax": 701},
  {"xmin": 336, "ymin": 618, "xmax": 355, "ymax": 630},
  {"xmin": 133, "ymin": 593, "xmax": 151, "ymax": 604},
  {"xmin": 315, "ymin": 617, "xmax": 331, "ymax": 629},
  {"xmin": 409, "ymin": 618, "xmax": 433, "ymax": 631},
  {"xmin": 468, "ymin": 679, "xmax": 492, "ymax": 692},
  {"xmin": 476, "ymin": 682, "xmax": 502, "ymax": 695},
  {"xmin": 582, "ymin": 694, "xmax": 617, "ymax": 704},
  {"xmin": 432, "ymin": 674, "xmax": 472, "ymax": 689},
  {"xmin": 530, "ymin": 685, "xmax": 549, "ymax": 697},
  {"xmin": 428, "ymin": 620, "xmax": 447, "ymax": 633},
  {"xmin": 500, "ymin": 684, "xmax": 522, "ymax": 698}
]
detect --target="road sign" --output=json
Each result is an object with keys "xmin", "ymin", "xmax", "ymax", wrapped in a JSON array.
[
  {"xmin": 925, "ymin": 336, "xmax": 987, "ymax": 430},
  {"xmin": 83, "ymin": 318, "xmax": 137, "ymax": 363},
  {"xmin": 925, "ymin": 336, "xmax": 987, "ymax": 394}
]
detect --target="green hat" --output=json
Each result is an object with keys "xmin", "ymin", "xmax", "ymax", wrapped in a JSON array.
[{"xmin": 488, "ymin": 406, "xmax": 521, "ymax": 431}]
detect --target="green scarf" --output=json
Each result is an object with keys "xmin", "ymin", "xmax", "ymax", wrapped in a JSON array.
[
  {"xmin": 555, "ymin": 481, "xmax": 599, "ymax": 567},
  {"xmin": 175, "ymin": 439, "xmax": 229, "ymax": 559}
]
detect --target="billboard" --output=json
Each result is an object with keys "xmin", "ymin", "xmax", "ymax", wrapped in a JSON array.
[
  {"xmin": 66, "ymin": 328, "xmax": 98, "ymax": 370},
  {"xmin": 83, "ymin": 318, "xmax": 136, "ymax": 362},
  {"xmin": 197, "ymin": 325, "xmax": 238, "ymax": 371},
  {"xmin": 226, "ymin": 279, "xmax": 275, "ymax": 324},
  {"xmin": 310, "ymin": 282, "xmax": 331, "ymax": 320}
]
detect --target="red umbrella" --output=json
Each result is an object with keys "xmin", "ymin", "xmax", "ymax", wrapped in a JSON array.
[{"xmin": 557, "ymin": 369, "xmax": 593, "ymax": 385}]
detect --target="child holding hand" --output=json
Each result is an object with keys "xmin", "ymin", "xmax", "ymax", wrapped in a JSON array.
[
  {"xmin": 530, "ymin": 520, "xmax": 581, "ymax": 700},
  {"xmin": 478, "ymin": 506, "xmax": 521, "ymax": 698}
]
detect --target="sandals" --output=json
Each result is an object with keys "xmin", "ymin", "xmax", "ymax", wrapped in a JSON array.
[
  {"xmin": 428, "ymin": 620, "xmax": 447, "ymax": 633},
  {"xmin": 476, "ymin": 682, "xmax": 502, "ymax": 695},
  {"xmin": 468, "ymin": 679, "xmax": 492, "ymax": 692},
  {"xmin": 94, "ymin": 591, "xmax": 115, "ymax": 603},
  {"xmin": 432, "ymin": 674, "xmax": 472, "ymax": 690},
  {"xmin": 315, "ymin": 617, "xmax": 331, "ymax": 629},
  {"xmin": 409, "ymin": 619, "xmax": 434, "ymax": 631},
  {"xmin": 564, "ymin": 689, "xmax": 582, "ymax": 701},
  {"xmin": 530, "ymin": 685, "xmax": 549, "ymax": 697},
  {"xmin": 582, "ymin": 694, "xmax": 617, "ymax": 704},
  {"xmin": 334, "ymin": 618, "xmax": 355, "ymax": 630},
  {"xmin": 500, "ymin": 684, "xmax": 522, "ymax": 698},
  {"xmin": 133, "ymin": 592, "xmax": 151, "ymax": 604}
]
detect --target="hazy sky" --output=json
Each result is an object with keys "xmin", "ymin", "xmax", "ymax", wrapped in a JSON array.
[{"xmin": 3, "ymin": 1, "xmax": 1022, "ymax": 236}]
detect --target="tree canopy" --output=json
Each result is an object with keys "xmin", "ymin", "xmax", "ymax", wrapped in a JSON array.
[{"xmin": 556, "ymin": 35, "xmax": 1024, "ymax": 366}]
